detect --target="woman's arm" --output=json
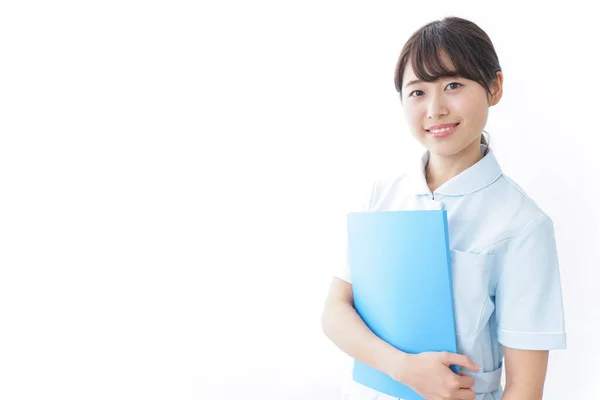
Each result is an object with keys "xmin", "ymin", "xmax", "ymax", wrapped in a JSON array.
[
  {"xmin": 321, "ymin": 277, "xmax": 411, "ymax": 378},
  {"xmin": 502, "ymin": 347, "xmax": 549, "ymax": 399},
  {"xmin": 321, "ymin": 277, "xmax": 481, "ymax": 400}
]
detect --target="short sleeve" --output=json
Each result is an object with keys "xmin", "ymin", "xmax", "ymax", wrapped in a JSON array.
[
  {"xmin": 333, "ymin": 179, "xmax": 377, "ymax": 284},
  {"xmin": 495, "ymin": 214, "xmax": 567, "ymax": 350}
]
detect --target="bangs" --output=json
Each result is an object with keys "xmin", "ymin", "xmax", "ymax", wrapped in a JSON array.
[{"xmin": 409, "ymin": 28, "xmax": 484, "ymax": 84}]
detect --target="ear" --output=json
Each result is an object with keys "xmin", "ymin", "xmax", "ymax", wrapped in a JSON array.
[{"xmin": 488, "ymin": 71, "xmax": 503, "ymax": 106}]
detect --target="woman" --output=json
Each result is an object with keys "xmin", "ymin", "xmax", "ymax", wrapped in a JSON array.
[{"xmin": 321, "ymin": 16, "xmax": 566, "ymax": 400}]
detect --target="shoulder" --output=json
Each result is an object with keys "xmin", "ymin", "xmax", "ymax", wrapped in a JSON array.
[
  {"xmin": 492, "ymin": 172, "xmax": 553, "ymax": 220},
  {"xmin": 485, "ymin": 172, "xmax": 556, "ymax": 251}
]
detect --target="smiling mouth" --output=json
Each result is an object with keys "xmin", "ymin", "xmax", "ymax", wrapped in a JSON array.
[
  {"xmin": 425, "ymin": 123, "xmax": 460, "ymax": 139},
  {"xmin": 426, "ymin": 123, "xmax": 459, "ymax": 133}
]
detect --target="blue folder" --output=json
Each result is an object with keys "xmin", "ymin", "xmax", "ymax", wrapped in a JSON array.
[{"xmin": 347, "ymin": 210, "xmax": 458, "ymax": 399}]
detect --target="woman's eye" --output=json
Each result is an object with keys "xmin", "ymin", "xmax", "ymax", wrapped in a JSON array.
[
  {"xmin": 446, "ymin": 82, "xmax": 463, "ymax": 90},
  {"xmin": 409, "ymin": 90, "xmax": 424, "ymax": 97}
]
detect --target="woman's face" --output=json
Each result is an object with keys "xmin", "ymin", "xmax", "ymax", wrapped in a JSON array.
[{"xmin": 401, "ymin": 58, "xmax": 502, "ymax": 157}]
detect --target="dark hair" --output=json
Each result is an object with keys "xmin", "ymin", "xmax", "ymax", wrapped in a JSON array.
[{"xmin": 394, "ymin": 17, "xmax": 502, "ymax": 147}]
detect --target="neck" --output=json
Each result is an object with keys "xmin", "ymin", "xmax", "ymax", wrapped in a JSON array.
[{"xmin": 425, "ymin": 140, "xmax": 484, "ymax": 193}]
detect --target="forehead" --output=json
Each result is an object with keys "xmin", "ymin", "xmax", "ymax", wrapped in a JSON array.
[
  {"xmin": 402, "ymin": 62, "xmax": 418, "ymax": 83},
  {"xmin": 402, "ymin": 52, "xmax": 457, "ymax": 88}
]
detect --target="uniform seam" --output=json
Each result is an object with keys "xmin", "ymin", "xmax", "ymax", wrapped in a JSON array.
[
  {"xmin": 502, "ymin": 173, "xmax": 547, "ymax": 214},
  {"xmin": 498, "ymin": 328, "xmax": 565, "ymax": 335},
  {"xmin": 507, "ymin": 214, "xmax": 550, "ymax": 254},
  {"xmin": 479, "ymin": 236, "xmax": 515, "ymax": 253},
  {"xmin": 463, "ymin": 296, "xmax": 490, "ymax": 339},
  {"xmin": 493, "ymin": 214, "xmax": 550, "ymax": 295},
  {"xmin": 480, "ymin": 214, "xmax": 549, "ymax": 254}
]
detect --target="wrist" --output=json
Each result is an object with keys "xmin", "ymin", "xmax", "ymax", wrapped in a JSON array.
[{"xmin": 385, "ymin": 349, "xmax": 413, "ymax": 384}]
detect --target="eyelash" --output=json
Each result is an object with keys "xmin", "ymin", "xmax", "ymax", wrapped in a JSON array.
[{"xmin": 408, "ymin": 82, "xmax": 463, "ymax": 98}]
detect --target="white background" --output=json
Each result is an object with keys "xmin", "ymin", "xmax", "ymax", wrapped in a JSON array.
[{"xmin": 1, "ymin": 1, "xmax": 598, "ymax": 399}]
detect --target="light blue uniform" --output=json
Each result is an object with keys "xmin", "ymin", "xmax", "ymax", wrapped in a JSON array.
[{"xmin": 336, "ymin": 144, "xmax": 567, "ymax": 400}]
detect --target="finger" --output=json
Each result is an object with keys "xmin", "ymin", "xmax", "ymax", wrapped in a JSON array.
[
  {"xmin": 453, "ymin": 388, "xmax": 476, "ymax": 400},
  {"xmin": 458, "ymin": 374, "xmax": 475, "ymax": 389},
  {"xmin": 444, "ymin": 353, "xmax": 481, "ymax": 372}
]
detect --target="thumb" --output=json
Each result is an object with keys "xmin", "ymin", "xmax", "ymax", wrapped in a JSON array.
[{"xmin": 445, "ymin": 353, "xmax": 481, "ymax": 372}]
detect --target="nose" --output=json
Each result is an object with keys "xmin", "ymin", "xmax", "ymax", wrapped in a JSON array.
[{"xmin": 427, "ymin": 92, "xmax": 449, "ymax": 119}]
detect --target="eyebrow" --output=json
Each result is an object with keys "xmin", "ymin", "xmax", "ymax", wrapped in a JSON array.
[
  {"xmin": 404, "ymin": 75, "xmax": 463, "ymax": 89},
  {"xmin": 404, "ymin": 79, "xmax": 423, "ymax": 89}
]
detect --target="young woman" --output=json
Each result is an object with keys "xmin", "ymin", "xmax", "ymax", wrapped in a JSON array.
[{"xmin": 321, "ymin": 17, "xmax": 566, "ymax": 400}]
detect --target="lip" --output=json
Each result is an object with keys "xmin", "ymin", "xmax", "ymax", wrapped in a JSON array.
[
  {"xmin": 426, "ymin": 123, "xmax": 459, "ymax": 138},
  {"xmin": 426, "ymin": 123, "xmax": 459, "ymax": 130}
]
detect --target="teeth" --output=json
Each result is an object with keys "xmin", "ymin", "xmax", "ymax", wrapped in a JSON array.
[{"xmin": 430, "ymin": 126, "xmax": 455, "ymax": 134}]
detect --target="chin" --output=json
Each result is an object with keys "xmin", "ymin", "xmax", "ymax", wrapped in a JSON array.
[
  {"xmin": 426, "ymin": 133, "xmax": 480, "ymax": 155},
  {"xmin": 426, "ymin": 142, "xmax": 467, "ymax": 157}
]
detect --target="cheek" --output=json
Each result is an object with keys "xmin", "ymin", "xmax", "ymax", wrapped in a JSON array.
[
  {"xmin": 449, "ymin": 95, "xmax": 488, "ymax": 122},
  {"xmin": 403, "ymin": 104, "xmax": 424, "ymax": 130},
  {"xmin": 449, "ymin": 96, "xmax": 472, "ymax": 113}
]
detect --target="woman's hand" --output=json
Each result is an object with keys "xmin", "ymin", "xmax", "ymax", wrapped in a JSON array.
[{"xmin": 390, "ymin": 351, "xmax": 480, "ymax": 400}]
